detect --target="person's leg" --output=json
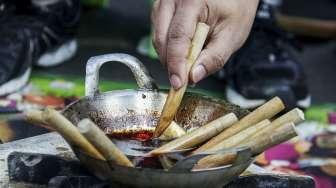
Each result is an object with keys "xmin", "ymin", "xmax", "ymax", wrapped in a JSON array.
[
  {"xmin": 137, "ymin": 0, "xmax": 158, "ymax": 59},
  {"xmin": 223, "ymin": 0, "xmax": 310, "ymax": 110},
  {"xmin": 0, "ymin": 0, "xmax": 80, "ymax": 96},
  {"xmin": 25, "ymin": 0, "xmax": 80, "ymax": 67}
]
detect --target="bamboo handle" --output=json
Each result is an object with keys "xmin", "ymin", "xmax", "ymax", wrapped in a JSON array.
[
  {"xmin": 78, "ymin": 119, "xmax": 133, "ymax": 167},
  {"xmin": 159, "ymin": 121, "xmax": 186, "ymax": 141},
  {"xmin": 149, "ymin": 113, "xmax": 238, "ymax": 156},
  {"xmin": 25, "ymin": 110, "xmax": 57, "ymax": 131},
  {"xmin": 25, "ymin": 110, "xmax": 47, "ymax": 125},
  {"xmin": 193, "ymin": 152, "xmax": 237, "ymax": 170},
  {"xmin": 193, "ymin": 97, "xmax": 285, "ymax": 153},
  {"xmin": 193, "ymin": 122, "xmax": 297, "ymax": 170},
  {"xmin": 154, "ymin": 23, "xmax": 210, "ymax": 137},
  {"xmin": 247, "ymin": 108, "xmax": 304, "ymax": 142},
  {"xmin": 249, "ymin": 122, "xmax": 298, "ymax": 154},
  {"xmin": 205, "ymin": 119, "xmax": 271, "ymax": 152},
  {"xmin": 42, "ymin": 107, "xmax": 105, "ymax": 160}
]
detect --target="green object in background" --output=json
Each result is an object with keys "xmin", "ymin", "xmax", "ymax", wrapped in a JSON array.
[
  {"xmin": 305, "ymin": 104, "xmax": 336, "ymax": 124},
  {"xmin": 148, "ymin": 0, "xmax": 158, "ymax": 59},
  {"xmin": 137, "ymin": 0, "xmax": 158, "ymax": 59},
  {"xmin": 148, "ymin": 35, "xmax": 158, "ymax": 59},
  {"xmin": 29, "ymin": 73, "xmax": 336, "ymax": 121},
  {"xmin": 30, "ymin": 72, "xmax": 223, "ymax": 99},
  {"xmin": 137, "ymin": 36, "xmax": 158, "ymax": 59},
  {"xmin": 80, "ymin": 0, "xmax": 108, "ymax": 8},
  {"xmin": 30, "ymin": 73, "xmax": 137, "ymax": 97}
]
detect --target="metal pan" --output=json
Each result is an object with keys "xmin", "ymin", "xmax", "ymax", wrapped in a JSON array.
[{"xmin": 62, "ymin": 53, "xmax": 252, "ymax": 188}]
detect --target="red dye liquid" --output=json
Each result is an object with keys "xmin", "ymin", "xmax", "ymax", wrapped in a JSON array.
[
  {"xmin": 107, "ymin": 130, "xmax": 163, "ymax": 168},
  {"xmin": 132, "ymin": 156, "xmax": 162, "ymax": 169},
  {"xmin": 109, "ymin": 130, "xmax": 153, "ymax": 142},
  {"xmin": 133, "ymin": 131, "xmax": 153, "ymax": 141}
]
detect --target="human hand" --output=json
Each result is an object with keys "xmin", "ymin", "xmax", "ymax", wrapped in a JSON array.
[{"xmin": 152, "ymin": 0, "xmax": 259, "ymax": 89}]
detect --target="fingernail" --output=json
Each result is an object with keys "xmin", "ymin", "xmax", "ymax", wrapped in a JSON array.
[
  {"xmin": 170, "ymin": 74, "xmax": 182, "ymax": 89},
  {"xmin": 192, "ymin": 65, "xmax": 207, "ymax": 83}
]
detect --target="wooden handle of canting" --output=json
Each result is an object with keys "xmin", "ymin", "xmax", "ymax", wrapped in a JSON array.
[
  {"xmin": 192, "ymin": 122, "xmax": 298, "ymax": 170},
  {"xmin": 249, "ymin": 122, "xmax": 298, "ymax": 154},
  {"xmin": 42, "ymin": 107, "xmax": 105, "ymax": 160},
  {"xmin": 25, "ymin": 110, "xmax": 57, "ymax": 131},
  {"xmin": 158, "ymin": 121, "xmax": 187, "ymax": 141},
  {"xmin": 149, "ymin": 113, "xmax": 238, "ymax": 156},
  {"xmin": 248, "ymin": 108, "xmax": 304, "ymax": 142},
  {"xmin": 78, "ymin": 119, "xmax": 133, "ymax": 167},
  {"xmin": 25, "ymin": 110, "xmax": 48, "ymax": 126},
  {"xmin": 205, "ymin": 119, "xmax": 271, "ymax": 152},
  {"xmin": 193, "ymin": 152, "xmax": 237, "ymax": 170},
  {"xmin": 193, "ymin": 97, "xmax": 285, "ymax": 153},
  {"xmin": 154, "ymin": 22, "xmax": 210, "ymax": 137}
]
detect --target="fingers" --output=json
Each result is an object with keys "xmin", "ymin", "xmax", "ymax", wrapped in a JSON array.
[
  {"xmin": 190, "ymin": 0, "xmax": 257, "ymax": 84},
  {"xmin": 190, "ymin": 27, "xmax": 237, "ymax": 84},
  {"xmin": 166, "ymin": 0, "xmax": 206, "ymax": 89},
  {"xmin": 152, "ymin": 0, "xmax": 258, "ymax": 86},
  {"xmin": 151, "ymin": 0, "xmax": 175, "ymax": 65}
]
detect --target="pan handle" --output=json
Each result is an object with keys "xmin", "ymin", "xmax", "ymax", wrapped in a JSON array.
[{"xmin": 85, "ymin": 53, "xmax": 158, "ymax": 96}]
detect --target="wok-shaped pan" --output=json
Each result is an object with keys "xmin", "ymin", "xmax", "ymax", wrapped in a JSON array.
[{"xmin": 62, "ymin": 53, "xmax": 252, "ymax": 188}]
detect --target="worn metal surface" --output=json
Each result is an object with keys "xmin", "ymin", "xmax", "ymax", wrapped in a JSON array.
[
  {"xmin": 85, "ymin": 53, "xmax": 158, "ymax": 96},
  {"xmin": 62, "ymin": 54, "xmax": 252, "ymax": 188},
  {"xmin": 170, "ymin": 147, "xmax": 251, "ymax": 172},
  {"xmin": 76, "ymin": 149, "xmax": 253, "ymax": 188},
  {"xmin": 0, "ymin": 53, "xmax": 251, "ymax": 188},
  {"xmin": 0, "ymin": 54, "xmax": 251, "ymax": 188},
  {"xmin": 2, "ymin": 151, "xmax": 316, "ymax": 188},
  {"xmin": 0, "ymin": 133, "xmax": 72, "ymax": 187},
  {"xmin": 7, "ymin": 152, "xmax": 90, "ymax": 185},
  {"xmin": 48, "ymin": 175, "xmax": 109, "ymax": 188},
  {"xmin": 64, "ymin": 54, "xmax": 248, "ymax": 135},
  {"xmin": 63, "ymin": 90, "xmax": 247, "ymax": 136},
  {"xmin": 0, "ymin": 132, "xmax": 313, "ymax": 188},
  {"xmin": 224, "ymin": 174, "xmax": 315, "ymax": 188}
]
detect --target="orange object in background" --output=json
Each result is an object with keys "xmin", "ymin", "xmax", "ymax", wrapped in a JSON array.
[
  {"xmin": 321, "ymin": 161, "xmax": 336, "ymax": 176},
  {"xmin": 295, "ymin": 140, "xmax": 312, "ymax": 154},
  {"xmin": 255, "ymin": 152, "xmax": 269, "ymax": 166},
  {"xmin": 24, "ymin": 95, "xmax": 64, "ymax": 108},
  {"xmin": 0, "ymin": 121, "xmax": 14, "ymax": 143}
]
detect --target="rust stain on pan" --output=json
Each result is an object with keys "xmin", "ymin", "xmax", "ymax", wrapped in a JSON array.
[{"xmin": 63, "ymin": 92, "xmax": 248, "ymax": 137}]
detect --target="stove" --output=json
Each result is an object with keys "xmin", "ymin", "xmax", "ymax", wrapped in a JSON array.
[{"xmin": 0, "ymin": 133, "xmax": 315, "ymax": 188}]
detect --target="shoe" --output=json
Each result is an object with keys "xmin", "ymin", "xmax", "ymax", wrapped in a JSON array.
[
  {"xmin": 0, "ymin": 0, "xmax": 79, "ymax": 96},
  {"xmin": 21, "ymin": 0, "xmax": 80, "ymax": 67},
  {"xmin": 275, "ymin": 0, "xmax": 336, "ymax": 38},
  {"xmin": 214, "ymin": 0, "xmax": 282, "ymax": 82},
  {"xmin": 224, "ymin": 1, "xmax": 310, "ymax": 110}
]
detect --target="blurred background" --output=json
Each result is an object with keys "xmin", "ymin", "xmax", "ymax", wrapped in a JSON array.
[{"xmin": 0, "ymin": 0, "xmax": 336, "ymax": 187}]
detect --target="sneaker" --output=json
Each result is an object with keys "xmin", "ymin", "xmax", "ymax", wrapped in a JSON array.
[
  {"xmin": 275, "ymin": 0, "xmax": 336, "ymax": 38},
  {"xmin": 0, "ymin": 0, "xmax": 79, "ymax": 96},
  {"xmin": 224, "ymin": 1, "xmax": 311, "ymax": 110},
  {"xmin": 22, "ymin": 0, "xmax": 80, "ymax": 67}
]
